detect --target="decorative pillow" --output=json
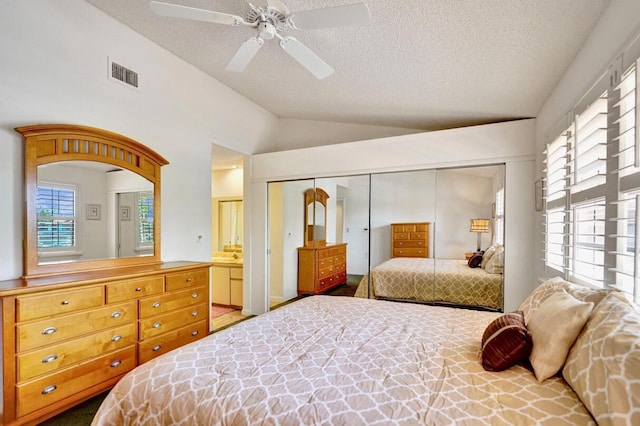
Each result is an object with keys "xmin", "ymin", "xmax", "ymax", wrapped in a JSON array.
[
  {"xmin": 468, "ymin": 254, "xmax": 483, "ymax": 268},
  {"xmin": 484, "ymin": 246, "xmax": 504, "ymax": 274},
  {"xmin": 480, "ymin": 245, "xmax": 498, "ymax": 268},
  {"xmin": 527, "ymin": 289, "xmax": 594, "ymax": 381},
  {"xmin": 563, "ymin": 291, "xmax": 640, "ymax": 426},
  {"xmin": 518, "ymin": 276, "xmax": 609, "ymax": 325},
  {"xmin": 481, "ymin": 311, "xmax": 532, "ymax": 371}
]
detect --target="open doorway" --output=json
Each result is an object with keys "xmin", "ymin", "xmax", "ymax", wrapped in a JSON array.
[{"xmin": 211, "ymin": 144, "xmax": 248, "ymax": 332}]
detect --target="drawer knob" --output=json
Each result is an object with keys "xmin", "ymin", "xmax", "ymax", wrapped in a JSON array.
[
  {"xmin": 42, "ymin": 327, "xmax": 57, "ymax": 335},
  {"xmin": 152, "ymin": 345, "xmax": 162, "ymax": 352},
  {"xmin": 152, "ymin": 302, "xmax": 161, "ymax": 308},
  {"xmin": 135, "ymin": 287, "xmax": 142, "ymax": 292},
  {"xmin": 191, "ymin": 292, "xmax": 198, "ymax": 298},
  {"xmin": 191, "ymin": 330, "xmax": 199, "ymax": 336},
  {"xmin": 42, "ymin": 354, "xmax": 58, "ymax": 364},
  {"xmin": 61, "ymin": 300, "xmax": 69, "ymax": 305},
  {"xmin": 191, "ymin": 310, "xmax": 199, "ymax": 317},
  {"xmin": 111, "ymin": 311, "xmax": 122, "ymax": 319},
  {"xmin": 186, "ymin": 277, "xmax": 192, "ymax": 282},
  {"xmin": 112, "ymin": 335, "xmax": 122, "ymax": 342},
  {"xmin": 42, "ymin": 385, "xmax": 57, "ymax": 395},
  {"xmin": 110, "ymin": 360, "xmax": 122, "ymax": 368},
  {"xmin": 152, "ymin": 322, "xmax": 161, "ymax": 329}
]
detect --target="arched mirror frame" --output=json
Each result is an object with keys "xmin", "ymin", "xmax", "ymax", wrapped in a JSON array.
[
  {"xmin": 303, "ymin": 187, "xmax": 328, "ymax": 248},
  {"xmin": 17, "ymin": 124, "xmax": 169, "ymax": 278}
]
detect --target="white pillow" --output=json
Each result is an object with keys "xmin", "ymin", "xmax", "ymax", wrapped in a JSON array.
[
  {"xmin": 480, "ymin": 245, "xmax": 498, "ymax": 269},
  {"xmin": 485, "ymin": 246, "xmax": 504, "ymax": 274},
  {"xmin": 528, "ymin": 289, "xmax": 594, "ymax": 381}
]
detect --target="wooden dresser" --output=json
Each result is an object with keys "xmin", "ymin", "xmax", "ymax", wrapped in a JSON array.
[
  {"xmin": 391, "ymin": 222, "xmax": 430, "ymax": 258},
  {"xmin": 297, "ymin": 243, "xmax": 347, "ymax": 296},
  {"xmin": 0, "ymin": 261, "xmax": 210, "ymax": 425}
]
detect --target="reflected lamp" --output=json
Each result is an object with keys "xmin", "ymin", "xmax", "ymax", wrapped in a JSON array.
[{"xmin": 470, "ymin": 219, "xmax": 490, "ymax": 252}]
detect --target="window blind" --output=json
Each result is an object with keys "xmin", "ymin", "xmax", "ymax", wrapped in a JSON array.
[{"xmin": 37, "ymin": 186, "xmax": 76, "ymax": 249}]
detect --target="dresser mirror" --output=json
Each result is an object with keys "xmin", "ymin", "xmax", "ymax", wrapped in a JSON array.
[
  {"xmin": 303, "ymin": 187, "xmax": 328, "ymax": 247},
  {"xmin": 18, "ymin": 124, "xmax": 168, "ymax": 278}
]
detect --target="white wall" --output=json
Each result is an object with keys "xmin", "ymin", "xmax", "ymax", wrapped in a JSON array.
[
  {"xmin": 250, "ymin": 119, "xmax": 536, "ymax": 314},
  {"xmin": 534, "ymin": 0, "xmax": 640, "ymax": 281},
  {"xmin": 0, "ymin": 0, "xmax": 278, "ymax": 280}
]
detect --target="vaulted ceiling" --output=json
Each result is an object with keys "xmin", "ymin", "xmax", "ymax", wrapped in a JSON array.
[{"xmin": 86, "ymin": 0, "xmax": 610, "ymax": 133}]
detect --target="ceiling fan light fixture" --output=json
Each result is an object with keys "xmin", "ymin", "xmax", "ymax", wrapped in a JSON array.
[{"xmin": 258, "ymin": 22, "xmax": 276, "ymax": 40}]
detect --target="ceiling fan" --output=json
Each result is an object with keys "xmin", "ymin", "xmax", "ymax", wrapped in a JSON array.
[{"xmin": 149, "ymin": 0, "xmax": 370, "ymax": 79}]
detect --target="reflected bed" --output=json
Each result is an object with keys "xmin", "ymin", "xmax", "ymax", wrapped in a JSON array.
[{"xmin": 367, "ymin": 257, "xmax": 503, "ymax": 310}]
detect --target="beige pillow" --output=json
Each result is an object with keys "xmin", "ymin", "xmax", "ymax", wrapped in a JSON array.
[
  {"xmin": 563, "ymin": 291, "xmax": 640, "ymax": 426},
  {"xmin": 484, "ymin": 246, "xmax": 504, "ymax": 274},
  {"xmin": 528, "ymin": 289, "xmax": 594, "ymax": 381},
  {"xmin": 518, "ymin": 276, "xmax": 608, "ymax": 325},
  {"xmin": 480, "ymin": 245, "xmax": 498, "ymax": 269}
]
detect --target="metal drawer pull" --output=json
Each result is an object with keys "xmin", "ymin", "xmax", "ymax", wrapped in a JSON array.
[
  {"xmin": 191, "ymin": 330, "xmax": 199, "ymax": 336},
  {"xmin": 135, "ymin": 287, "xmax": 142, "ymax": 292},
  {"xmin": 191, "ymin": 292, "xmax": 198, "ymax": 298},
  {"xmin": 42, "ymin": 354, "xmax": 58, "ymax": 364},
  {"xmin": 110, "ymin": 360, "xmax": 122, "ymax": 368},
  {"xmin": 112, "ymin": 335, "xmax": 122, "ymax": 342},
  {"xmin": 42, "ymin": 385, "xmax": 57, "ymax": 395},
  {"xmin": 152, "ymin": 322, "xmax": 161, "ymax": 328},
  {"xmin": 61, "ymin": 300, "xmax": 69, "ymax": 305},
  {"xmin": 186, "ymin": 277, "xmax": 192, "ymax": 282},
  {"xmin": 111, "ymin": 311, "xmax": 122, "ymax": 319},
  {"xmin": 152, "ymin": 302, "xmax": 161, "ymax": 308},
  {"xmin": 152, "ymin": 345, "xmax": 161, "ymax": 352},
  {"xmin": 191, "ymin": 310, "xmax": 199, "ymax": 317},
  {"xmin": 42, "ymin": 327, "xmax": 57, "ymax": 335}
]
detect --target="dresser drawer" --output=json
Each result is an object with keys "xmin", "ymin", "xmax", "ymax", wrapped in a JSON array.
[
  {"xmin": 16, "ymin": 286, "xmax": 104, "ymax": 322},
  {"xmin": 138, "ymin": 320, "xmax": 207, "ymax": 364},
  {"xmin": 318, "ymin": 257, "xmax": 334, "ymax": 269},
  {"xmin": 394, "ymin": 232, "xmax": 409, "ymax": 240},
  {"xmin": 394, "ymin": 240, "xmax": 426, "ymax": 248},
  {"xmin": 18, "ymin": 301, "xmax": 137, "ymax": 352},
  {"xmin": 411, "ymin": 232, "xmax": 427, "ymax": 240},
  {"xmin": 17, "ymin": 345, "xmax": 135, "ymax": 418},
  {"xmin": 318, "ymin": 265, "xmax": 335, "ymax": 279},
  {"xmin": 139, "ymin": 286, "xmax": 207, "ymax": 318},
  {"xmin": 329, "ymin": 246, "xmax": 345, "ymax": 256},
  {"xmin": 17, "ymin": 322, "xmax": 137, "ymax": 382},
  {"xmin": 139, "ymin": 303, "xmax": 208, "ymax": 340},
  {"xmin": 317, "ymin": 249, "xmax": 332, "ymax": 259},
  {"xmin": 165, "ymin": 268, "xmax": 209, "ymax": 291},
  {"xmin": 106, "ymin": 276, "xmax": 164, "ymax": 303},
  {"xmin": 393, "ymin": 248, "xmax": 428, "ymax": 257}
]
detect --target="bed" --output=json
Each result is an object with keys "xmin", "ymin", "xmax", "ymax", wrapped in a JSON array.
[
  {"xmin": 90, "ymin": 289, "xmax": 631, "ymax": 425},
  {"xmin": 365, "ymin": 257, "xmax": 503, "ymax": 310}
]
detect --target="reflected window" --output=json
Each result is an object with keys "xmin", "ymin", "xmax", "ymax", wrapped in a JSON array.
[
  {"xmin": 138, "ymin": 191, "xmax": 154, "ymax": 247},
  {"xmin": 37, "ymin": 184, "xmax": 76, "ymax": 250}
]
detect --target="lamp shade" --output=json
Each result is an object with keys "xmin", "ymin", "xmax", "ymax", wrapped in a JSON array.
[{"xmin": 470, "ymin": 219, "xmax": 490, "ymax": 233}]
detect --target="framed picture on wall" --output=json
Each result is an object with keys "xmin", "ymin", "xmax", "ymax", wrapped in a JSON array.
[
  {"xmin": 120, "ymin": 206, "xmax": 131, "ymax": 221},
  {"xmin": 86, "ymin": 204, "xmax": 101, "ymax": 220},
  {"xmin": 535, "ymin": 179, "xmax": 543, "ymax": 212}
]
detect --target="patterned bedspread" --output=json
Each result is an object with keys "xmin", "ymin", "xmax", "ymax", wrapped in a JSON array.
[
  {"xmin": 92, "ymin": 296, "xmax": 592, "ymax": 425},
  {"xmin": 371, "ymin": 257, "xmax": 503, "ymax": 310}
]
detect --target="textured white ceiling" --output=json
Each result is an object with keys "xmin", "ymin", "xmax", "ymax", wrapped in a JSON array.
[{"xmin": 85, "ymin": 0, "xmax": 610, "ymax": 133}]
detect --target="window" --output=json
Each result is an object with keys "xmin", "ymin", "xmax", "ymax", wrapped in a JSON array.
[
  {"xmin": 37, "ymin": 184, "xmax": 76, "ymax": 251},
  {"xmin": 138, "ymin": 191, "xmax": 154, "ymax": 247},
  {"xmin": 543, "ymin": 36, "xmax": 640, "ymax": 303},
  {"xmin": 494, "ymin": 187, "xmax": 504, "ymax": 245}
]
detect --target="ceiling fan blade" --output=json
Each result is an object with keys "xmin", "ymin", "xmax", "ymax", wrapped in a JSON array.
[
  {"xmin": 267, "ymin": 0, "xmax": 290, "ymax": 15},
  {"xmin": 150, "ymin": 1, "xmax": 245, "ymax": 26},
  {"xmin": 279, "ymin": 36, "xmax": 334, "ymax": 79},
  {"xmin": 288, "ymin": 3, "xmax": 370, "ymax": 30},
  {"xmin": 225, "ymin": 37, "xmax": 264, "ymax": 72}
]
